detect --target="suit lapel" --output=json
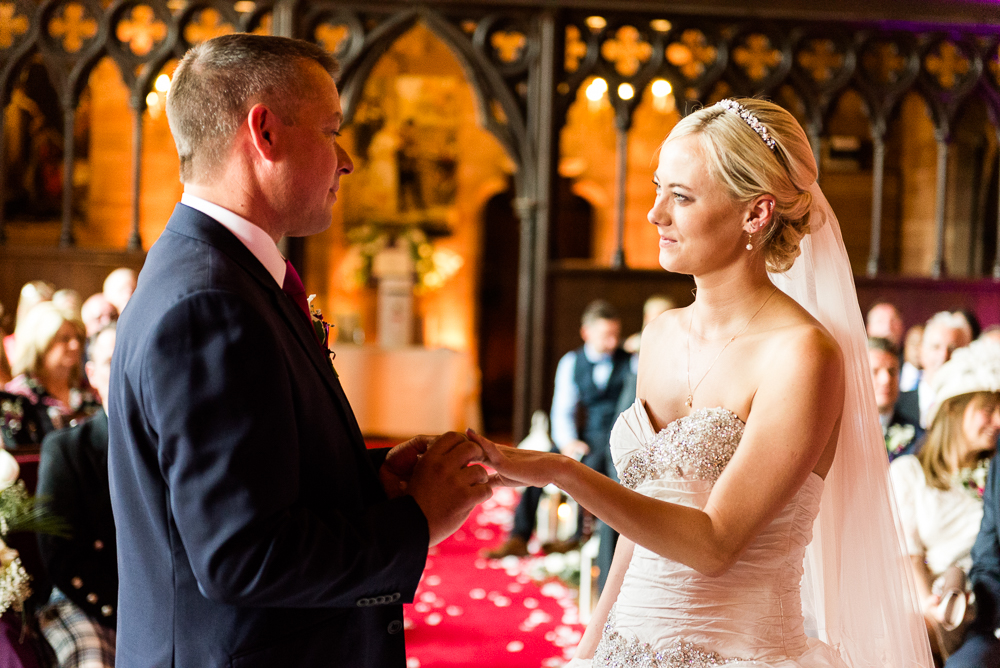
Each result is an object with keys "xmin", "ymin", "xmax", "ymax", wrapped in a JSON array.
[{"xmin": 165, "ymin": 205, "xmax": 368, "ymax": 452}]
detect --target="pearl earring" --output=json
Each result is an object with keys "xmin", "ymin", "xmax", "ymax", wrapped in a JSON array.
[{"xmin": 746, "ymin": 231, "xmax": 753, "ymax": 251}]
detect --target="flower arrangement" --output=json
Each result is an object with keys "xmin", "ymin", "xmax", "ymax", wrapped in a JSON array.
[
  {"xmin": 307, "ymin": 296, "xmax": 337, "ymax": 379},
  {"xmin": 885, "ymin": 423, "xmax": 916, "ymax": 458},
  {"xmin": 956, "ymin": 458, "xmax": 991, "ymax": 501},
  {"xmin": 0, "ymin": 450, "xmax": 67, "ymax": 616},
  {"xmin": 343, "ymin": 223, "xmax": 463, "ymax": 294}
]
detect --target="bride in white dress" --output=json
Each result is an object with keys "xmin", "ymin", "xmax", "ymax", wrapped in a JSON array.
[{"xmin": 472, "ymin": 99, "xmax": 933, "ymax": 667}]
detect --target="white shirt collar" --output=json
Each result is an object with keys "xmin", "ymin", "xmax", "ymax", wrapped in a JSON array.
[
  {"xmin": 181, "ymin": 193, "xmax": 286, "ymax": 286},
  {"xmin": 582, "ymin": 343, "xmax": 612, "ymax": 363}
]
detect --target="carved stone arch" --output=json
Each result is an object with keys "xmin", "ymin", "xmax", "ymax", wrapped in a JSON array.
[
  {"xmin": 790, "ymin": 26, "xmax": 856, "ymax": 137},
  {"xmin": 332, "ymin": 7, "xmax": 530, "ymax": 186},
  {"xmin": 914, "ymin": 34, "xmax": 982, "ymax": 141},
  {"xmin": 103, "ymin": 0, "xmax": 176, "ymax": 97},
  {"xmin": 35, "ymin": 0, "xmax": 108, "ymax": 109},
  {"xmin": 0, "ymin": 0, "xmax": 43, "ymax": 107}
]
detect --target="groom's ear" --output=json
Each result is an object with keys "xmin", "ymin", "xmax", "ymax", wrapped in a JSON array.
[{"xmin": 744, "ymin": 195, "xmax": 775, "ymax": 233}]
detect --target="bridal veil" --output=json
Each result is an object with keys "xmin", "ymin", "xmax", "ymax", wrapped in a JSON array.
[{"xmin": 770, "ymin": 183, "xmax": 933, "ymax": 667}]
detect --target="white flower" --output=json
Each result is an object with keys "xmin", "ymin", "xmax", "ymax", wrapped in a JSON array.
[{"xmin": 0, "ymin": 451, "xmax": 20, "ymax": 492}]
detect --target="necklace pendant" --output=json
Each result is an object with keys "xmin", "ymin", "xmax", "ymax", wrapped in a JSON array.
[{"xmin": 685, "ymin": 395, "xmax": 693, "ymax": 408}]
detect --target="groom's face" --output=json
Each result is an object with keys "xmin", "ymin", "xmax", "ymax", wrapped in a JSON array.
[{"xmin": 278, "ymin": 61, "xmax": 354, "ymax": 237}]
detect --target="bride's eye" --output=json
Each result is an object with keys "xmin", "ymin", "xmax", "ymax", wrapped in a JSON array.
[{"xmin": 673, "ymin": 192, "xmax": 688, "ymax": 202}]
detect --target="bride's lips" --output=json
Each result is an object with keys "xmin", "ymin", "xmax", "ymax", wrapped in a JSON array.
[{"xmin": 659, "ymin": 236, "xmax": 677, "ymax": 248}]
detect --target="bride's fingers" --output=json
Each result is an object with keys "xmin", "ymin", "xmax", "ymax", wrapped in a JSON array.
[{"xmin": 467, "ymin": 429, "xmax": 504, "ymax": 461}]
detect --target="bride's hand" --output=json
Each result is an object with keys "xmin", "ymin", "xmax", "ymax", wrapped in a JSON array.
[{"xmin": 467, "ymin": 430, "xmax": 560, "ymax": 489}]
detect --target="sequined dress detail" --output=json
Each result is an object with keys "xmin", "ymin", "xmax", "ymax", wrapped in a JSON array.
[{"xmin": 592, "ymin": 400, "xmax": 847, "ymax": 668}]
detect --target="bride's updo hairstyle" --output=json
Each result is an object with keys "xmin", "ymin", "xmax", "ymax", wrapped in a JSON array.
[{"xmin": 665, "ymin": 98, "xmax": 818, "ymax": 273}]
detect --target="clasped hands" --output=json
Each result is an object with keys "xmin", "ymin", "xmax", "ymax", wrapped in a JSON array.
[{"xmin": 379, "ymin": 431, "xmax": 564, "ymax": 546}]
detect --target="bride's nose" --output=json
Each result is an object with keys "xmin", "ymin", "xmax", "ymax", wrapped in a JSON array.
[{"xmin": 648, "ymin": 201, "xmax": 667, "ymax": 227}]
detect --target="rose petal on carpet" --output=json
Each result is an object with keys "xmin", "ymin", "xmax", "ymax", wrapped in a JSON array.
[{"xmin": 404, "ymin": 486, "xmax": 585, "ymax": 668}]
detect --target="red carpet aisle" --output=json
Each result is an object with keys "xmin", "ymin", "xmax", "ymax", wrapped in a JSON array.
[{"xmin": 404, "ymin": 486, "xmax": 586, "ymax": 668}]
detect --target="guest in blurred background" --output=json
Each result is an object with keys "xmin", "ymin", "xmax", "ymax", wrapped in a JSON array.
[
  {"xmin": 80, "ymin": 294, "xmax": 117, "ymax": 340},
  {"xmin": 102, "ymin": 268, "xmax": 136, "ymax": 317},
  {"xmin": 868, "ymin": 336, "xmax": 921, "ymax": 461},
  {"xmin": 866, "ymin": 301, "xmax": 905, "ymax": 350},
  {"xmin": 890, "ymin": 339, "xmax": 1000, "ymax": 662},
  {"xmin": 5, "ymin": 302, "xmax": 99, "ymax": 436},
  {"xmin": 901, "ymin": 324, "xmax": 924, "ymax": 392},
  {"xmin": 52, "ymin": 289, "xmax": 81, "ymax": 320},
  {"xmin": 3, "ymin": 280, "xmax": 55, "ymax": 366},
  {"xmin": 37, "ymin": 323, "xmax": 117, "ymax": 667},
  {"xmin": 898, "ymin": 311, "xmax": 973, "ymax": 428}
]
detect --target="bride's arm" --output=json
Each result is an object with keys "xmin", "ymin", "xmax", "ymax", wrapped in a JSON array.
[
  {"xmin": 573, "ymin": 536, "xmax": 634, "ymax": 659},
  {"xmin": 475, "ymin": 326, "xmax": 844, "ymax": 577}
]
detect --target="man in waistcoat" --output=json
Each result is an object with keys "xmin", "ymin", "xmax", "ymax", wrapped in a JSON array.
[{"xmin": 486, "ymin": 300, "xmax": 628, "ymax": 562}]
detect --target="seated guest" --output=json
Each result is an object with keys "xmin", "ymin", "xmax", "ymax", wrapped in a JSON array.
[
  {"xmin": 890, "ymin": 339, "xmax": 1000, "ymax": 662},
  {"xmin": 5, "ymin": 302, "xmax": 99, "ymax": 436},
  {"xmin": 898, "ymin": 311, "xmax": 973, "ymax": 428},
  {"xmin": 2, "ymin": 281, "xmax": 55, "ymax": 368},
  {"xmin": 79, "ymin": 294, "xmax": 117, "ymax": 339},
  {"xmin": 901, "ymin": 324, "xmax": 924, "ymax": 392},
  {"xmin": 868, "ymin": 337, "xmax": 921, "ymax": 460},
  {"xmin": 866, "ymin": 301, "xmax": 905, "ymax": 349},
  {"xmin": 102, "ymin": 268, "xmax": 136, "ymax": 317},
  {"xmin": 37, "ymin": 324, "xmax": 117, "ymax": 667}
]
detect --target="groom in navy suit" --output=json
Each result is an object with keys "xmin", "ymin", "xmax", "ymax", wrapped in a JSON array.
[
  {"xmin": 946, "ymin": 455, "xmax": 1000, "ymax": 667},
  {"xmin": 108, "ymin": 34, "xmax": 492, "ymax": 667}
]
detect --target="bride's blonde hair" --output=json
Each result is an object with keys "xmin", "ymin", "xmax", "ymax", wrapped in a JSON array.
[{"xmin": 665, "ymin": 98, "xmax": 817, "ymax": 273}]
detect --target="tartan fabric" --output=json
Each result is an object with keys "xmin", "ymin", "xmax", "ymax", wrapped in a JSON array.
[{"xmin": 38, "ymin": 596, "xmax": 114, "ymax": 668}]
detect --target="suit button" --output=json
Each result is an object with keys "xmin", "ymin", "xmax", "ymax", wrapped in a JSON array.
[
  {"xmin": 356, "ymin": 598, "xmax": 369, "ymax": 607},
  {"xmin": 391, "ymin": 593, "xmax": 401, "ymax": 602},
  {"xmin": 86, "ymin": 593, "xmax": 98, "ymax": 604},
  {"xmin": 387, "ymin": 620, "xmax": 402, "ymax": 634}
]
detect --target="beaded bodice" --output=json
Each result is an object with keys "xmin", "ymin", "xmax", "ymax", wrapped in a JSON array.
[
  {"xmin": 597, "ymin": 399, "xmax": 836, "ymax": 668},
  {"xmin": 619, "ymin": 407, "xmax": 744, "ymax": 490}
]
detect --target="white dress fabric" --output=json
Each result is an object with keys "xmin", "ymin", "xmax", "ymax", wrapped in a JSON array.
[
  {"xmin": 591, "ymin": 399, "xmax": 848, "ymax": 667},
  {"xmin": 888, "ymin": 454, "xmax": 983, "ymax": 583}
]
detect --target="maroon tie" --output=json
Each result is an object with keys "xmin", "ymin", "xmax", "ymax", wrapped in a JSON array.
[{"xmin": 281, "ymin": 259, "xmax": 312, "ymax": 329}]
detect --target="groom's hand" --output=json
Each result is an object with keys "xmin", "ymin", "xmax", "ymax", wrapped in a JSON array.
[
  {"xmin": 379, "ymin": 435, "xmax": 433, "ymax": 499},
  {"xmin": 407, "ymin": 431, "xmax": 493, "ymax": 546}
]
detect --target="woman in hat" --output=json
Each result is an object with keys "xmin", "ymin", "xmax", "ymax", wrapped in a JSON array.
[{"xmin": 890, "ymin": 338, "xmax": 1000, "ymax": 661}]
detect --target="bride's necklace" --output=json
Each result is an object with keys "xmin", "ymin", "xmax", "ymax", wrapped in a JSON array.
[{"xmin": 685, "ymin": 286, "xmax": 778, "ymax": 408}]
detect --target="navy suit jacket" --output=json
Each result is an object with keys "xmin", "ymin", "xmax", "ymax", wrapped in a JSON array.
[
  {"xmin": 108, "ymin": 204, "xmax": 429, "ymax": 667},
  {"xmin": 968, "ymin": 455, "xmax": 1000, "ymax": 637}
]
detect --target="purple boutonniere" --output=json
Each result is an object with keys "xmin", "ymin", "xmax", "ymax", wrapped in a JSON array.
[{"xmin": 307, "ymin": 295, "xmax": 338, "ymax": 378}]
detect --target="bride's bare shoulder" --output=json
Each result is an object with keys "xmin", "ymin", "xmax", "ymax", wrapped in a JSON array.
[
  {"xmin": 641, "ymin": 303, "xmax": 690, "ymax": 339},
  {"xmin": 763, "ymin": 302, "xmax": 844, "ymax": 385}
]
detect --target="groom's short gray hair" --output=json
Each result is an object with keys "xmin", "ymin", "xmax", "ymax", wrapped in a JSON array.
[{"xmin": 166, "ymin": 34, "xmax": 339, "ymax": 184}]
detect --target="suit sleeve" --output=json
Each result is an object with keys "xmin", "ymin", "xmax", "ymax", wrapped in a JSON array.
[
  {"xmin": 141, "ymin": 290, "xmax": 428, "ymax": 608},
  {"xmin": 969, "ymin": 456, "xmax": 1000, "ymax": 634},
  {"xmin": 37, "ymin": 429, "xmax": 118, "ymax": 625}
]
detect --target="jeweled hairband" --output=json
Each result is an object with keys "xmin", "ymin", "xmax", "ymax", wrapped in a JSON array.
[{"xmin": 717, "ymin": 99, "xmax": 777, "ymax": 152}]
